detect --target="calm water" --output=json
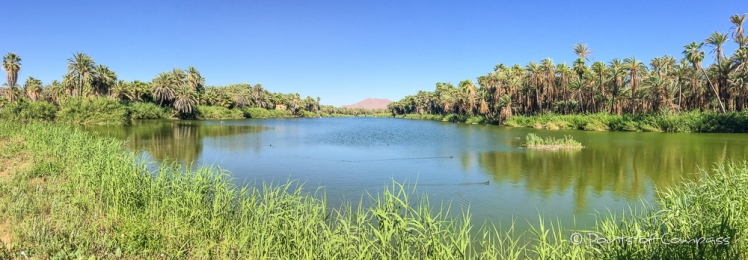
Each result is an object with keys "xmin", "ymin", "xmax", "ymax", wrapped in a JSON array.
[{"xmin": 81, "ymin": 118, "xmax": 748, "ymax": 232}]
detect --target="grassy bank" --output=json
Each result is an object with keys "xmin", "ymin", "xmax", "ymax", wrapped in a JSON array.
[
  {"xmin": 0, "ymin": 122, "xmax": 746, "ymax": 259},
  {"xmin": 378, "ymin": 113, "xmax": 487, "ymax": 124},
  {"xmin": 505, "ymin": 111, "xmax": 748, "ymax": 133},
  {"xmin": 385, "ymin": 111, "xmax": 748, "ymax": 133}
]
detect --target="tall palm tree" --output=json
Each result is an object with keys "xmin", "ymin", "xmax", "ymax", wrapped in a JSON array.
[
  {"xmin": 731, "ymin": 14, "xmax": 747, "ymax": 48},
  {"xmin": 187, "ymin": 66, "xmax": 205, "ymax": 103},
  {"xmin": 572, "ymin": 42, "xmax": 593, "ymax": 61},
  {"xmin": 608, "ymin": 59, "xmax": 626, "ymax": 114},
  {"xmin": 683, "ymin": 42, "xmax": 725, "ymax": 112},
  {"xmin": 540, "ymin": 58, "xmax": 555, "ymax": 107},
  {"xmin": 2, "ymin": 53, "xmax": 22, "ymax": 103},
  {"xmin": 624, "ymin": 56, "xmax": 647, "ymax": 114},
  {"xmin": 67, "ymin": 52, "xmax": 96, "ymax": 97},
  {"xmin": 591, "ymin": 61, "xmax": 607, "ymax": 112},
  {"xmin": 705, "ymin": 32, "xmax": 730, "ymax": 64}
]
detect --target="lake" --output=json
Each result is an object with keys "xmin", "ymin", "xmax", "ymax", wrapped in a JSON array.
[{"xmin": 81, "ymin": 117, "xmax": 748, "ymax": 234}]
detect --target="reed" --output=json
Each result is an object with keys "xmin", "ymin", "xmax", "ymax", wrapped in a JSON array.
[{"xmin": 523, "ymin": 133, "xmax": 584, "ymax": 150}]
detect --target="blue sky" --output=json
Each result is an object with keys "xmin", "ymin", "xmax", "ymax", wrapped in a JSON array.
[{"xmin": 3, "ymin": 0, "xmax": 746, "ymax": 106}]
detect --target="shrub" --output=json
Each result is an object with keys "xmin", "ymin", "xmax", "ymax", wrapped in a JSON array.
[
  {"xmin": 56, "ymin": 98, "xmax": 129, "ymax": 124},
  {"xmin": 196, "ymin": 105, "xmax": 244, "ymax": 119},
  {"xmin": 128, "ymin": 102, "xmax": 168, "ymax": 119},
  {"xmin": 242, "ymin": 107, "xmax": 291, "ymax": 118},
  {"xmin": 299, "ymin": 110, "xmax": 318, "ymax": 118},
  {"xmin": 0, "ymin": 100, "xmax": 58, "ymax": 122}
]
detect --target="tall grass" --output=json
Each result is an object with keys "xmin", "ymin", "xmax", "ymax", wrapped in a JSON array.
[
  {"xmin": 523, "ymin": 133, "xmax": 583, "ymax": 149},
  {"xmin": 1, "ymin": 122, "xmax": 746, "ymax": 259}
]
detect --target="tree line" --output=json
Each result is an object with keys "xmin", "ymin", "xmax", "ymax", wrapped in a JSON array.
[
  {"xmin": 388, "ymin": 14, "xmax": 748, "ymax": 124},
  {"xmin": 2, "ymin": 52, "xmax": 324, "ymax": 118}
]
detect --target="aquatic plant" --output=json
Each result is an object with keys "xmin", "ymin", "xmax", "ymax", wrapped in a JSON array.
[{"xmin": 523, "ymin": 133, "xmax": 583, "ymax": 149}]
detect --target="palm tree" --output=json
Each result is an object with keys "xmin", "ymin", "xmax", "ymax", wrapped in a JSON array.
[
  {"xmin": 173, "ymin": 85, "xmax": 198, "ymax": 117},
  {"xmin": 67, "ymin": 52, "xmax": 96, "ymax": 97},
  {"xmin": 683, "ymin": 42, "xmax": 725, "ymax": 113},
  {"xmin": 591, "ymin": 61, "xmax": 607, "ymax": 112},
  {"xmin": 2, "ymin": 53, "xmax": 22, "ymax": 103},
  {"xmin": 731, "ymin": 14, "xmax": 747, "ymax": 48},
  {"xmin": 624, "ymin": 56, "xmax": 647, "ymax": 114},
  {"xmin": 187, "ymin": 66, "xmax": 205, "ymax": 103},
  {"xmin": 573, "ymin": 42, "xmax": 593, "ymax": 61},
  {"xmin": 93, "ymin": 65, "xmax": 117, "ymax": 96},
  {"xmin": 458, "ymin": 79, "xmax": 477, "ymax": 116},
  {"xmin": 151, "ymin": 73, "xmax": 175, "ymax": 106},
  {"xmin": 608, "ymin": 59, "xmax": 626, "ymax": 114},
  {"xmin": 540, "ymin": 58, "xmax": 555, "ymax": 107},
  {"xmin": 705, "ymin": 32, "xmax": 729, "ymax": 64},
  {"xmin": 23, "ymin": 76, "xmax": 43, "ymax": 102}
]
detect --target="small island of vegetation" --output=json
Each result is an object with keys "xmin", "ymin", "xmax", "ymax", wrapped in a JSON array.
[{"xmin": 523, "ymin": 133, "xmax": 584, "ymax": 150}]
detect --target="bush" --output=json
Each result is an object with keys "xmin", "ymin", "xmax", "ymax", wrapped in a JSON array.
[
  {"xmin": 0, "ymin": 100, "xmax": 58, "ymax": 122},
  {"xmin": 195, "ymin": 106, "xmax": 244, "ymax": 119},
  {"xmin": 242, "ymin": 107, "xmax": 292, "ymax": 118},
  {"xmin": 299, "ymin": 110, "xmax": 318, "ymax": 118},
  {"xmin": 128, "ymin": 102, "xmax": 168, "ymax": 119},
  {"xmin": 56, "ymin": 98, "xmax": 130, "ymax": 124}
]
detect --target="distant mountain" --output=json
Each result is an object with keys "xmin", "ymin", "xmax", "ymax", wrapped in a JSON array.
[{"xmin": 342, "ymin": 98, "xmax": 392, "ymax": 109}]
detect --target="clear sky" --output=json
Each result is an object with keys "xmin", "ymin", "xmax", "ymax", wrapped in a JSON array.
[{"xmin": 2, "ymin": 0, "xmax": 746, "ymax": 106}]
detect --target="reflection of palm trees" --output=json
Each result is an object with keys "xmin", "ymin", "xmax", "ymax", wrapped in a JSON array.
[
  {"xmin": 81, "ymin": 121, "xmax": 268, "ymax": 163},
  {"xmin": 475, "ymin": 135, "xmax": 748, "ymax": 213}
]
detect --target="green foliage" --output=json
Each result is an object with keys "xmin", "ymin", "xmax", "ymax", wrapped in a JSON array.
[
  {"xmin": 127, "ymin": 102, "xmax": 168, "ymax": 119},
  {"xmin": 241, "ymin": 107, "xmax": 291, "ymax": 118},
  {"xmin": 299, "ymin": 110, "xmax": 317, "ymax": 118},
  {"xmin": 523, "ymin": 133, "xmax": 583, "ymax": 149},
  {"xmin": 0, "ymin": 100, "xmax": 58, "ymax": 121},
  {"xmin": 56, "ymin": 98, "xmax": 129, "ymax": 124},
  {"xmin": 506, "ymin": 111, "xmax": 748, "ymax": 133},
  {"xmin": 195, "ymin": 105, "xmax": 244, "ymax": 119}
]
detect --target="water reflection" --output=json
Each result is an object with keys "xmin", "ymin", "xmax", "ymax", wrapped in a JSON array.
[
  {"xmin": 81, "ymin": 120, "xmax": 268, "ymax": 163},
  {"xmin": 476, "ymin": 131, "xmax": 748, "ymax": 213},
  {"xmin": 79, "ymin": 118, "xmax": 748, "ymax": 230}
]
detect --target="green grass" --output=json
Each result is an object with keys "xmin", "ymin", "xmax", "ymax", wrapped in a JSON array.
[
  {"xmin": 0, "ymin": 122, "xmax": 746, "ymax": 259},
  {"xmin": 504, "ymin": 111, "xmax": 748, "ymax": 133},
  {"xmin": 523, "ymin": 133, "xmax": 584, "ymax": 150}
]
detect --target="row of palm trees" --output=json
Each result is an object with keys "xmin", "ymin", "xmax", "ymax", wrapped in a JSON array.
[
  {"xmin": 389, "ymin": 14, "xmax": 748, "ymax": 123},
  {"xmin": 2, "ymin": 52, "xmax": 322, "ymax": 118}
]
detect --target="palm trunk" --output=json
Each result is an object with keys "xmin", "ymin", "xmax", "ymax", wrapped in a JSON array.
[{"xmin": 700, "ymin": 67, "xmax": 726, "ymax": 113}]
